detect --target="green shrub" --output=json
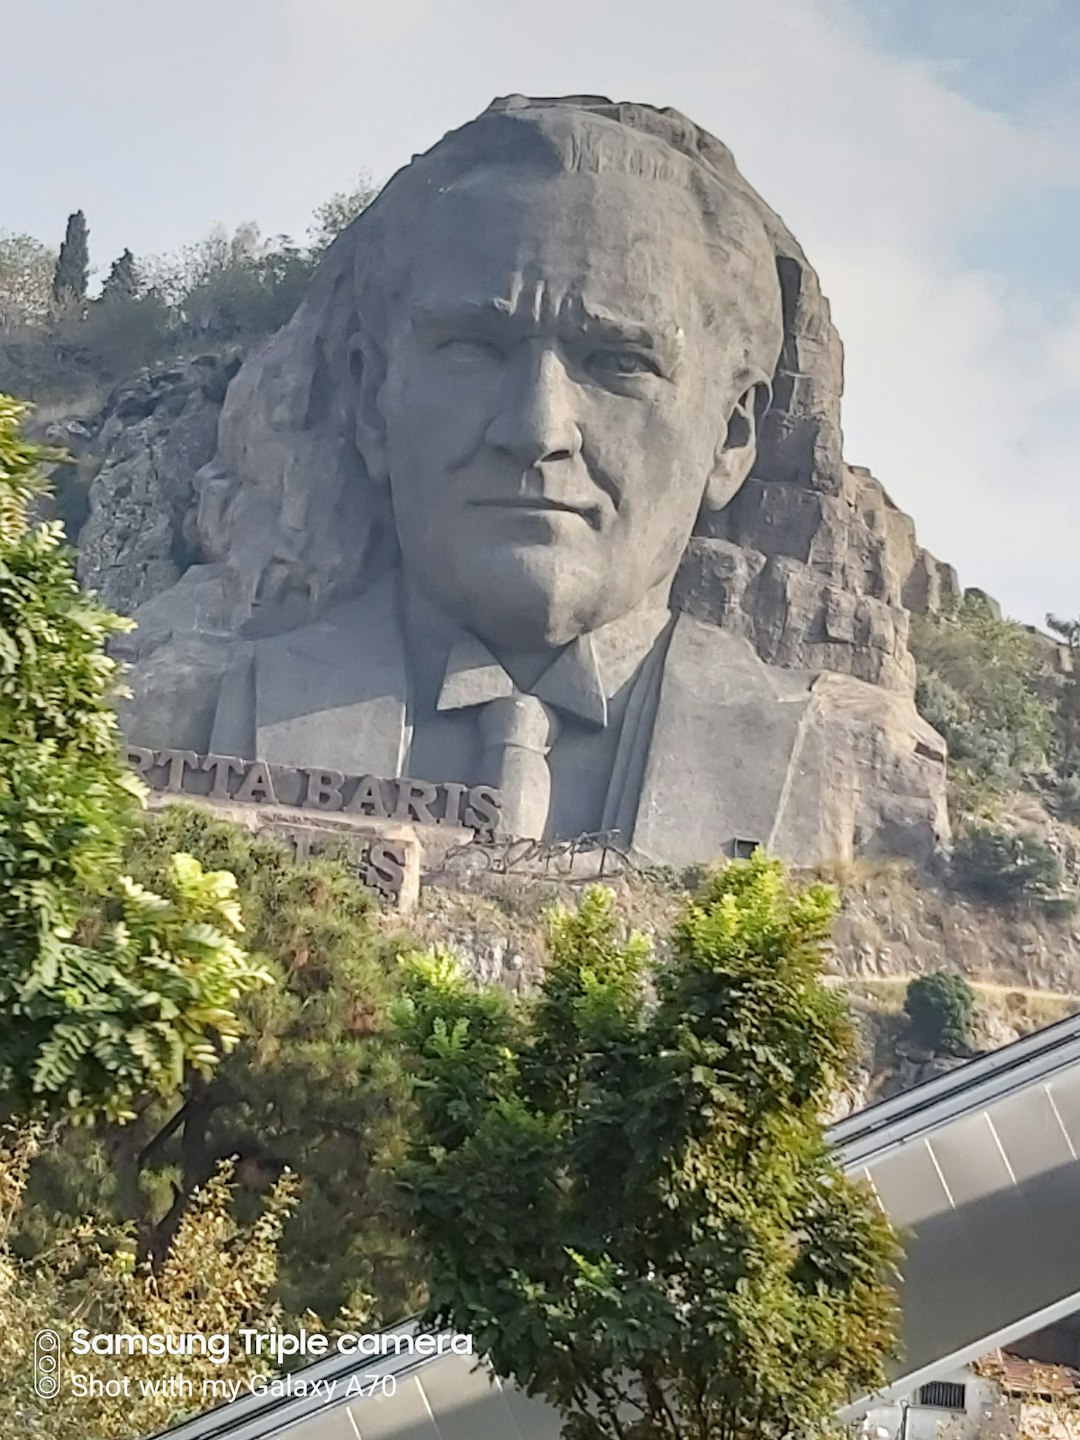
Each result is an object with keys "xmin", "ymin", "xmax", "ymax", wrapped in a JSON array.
[
  {"xmin": 25, "ymin": 804, "xmax": 423, "ymax": 1323},
  {"xmin": 77, "ymin": 290, "xmax": 173, "ymax": 378},
  {"xmin": 393, "ymin": 858, "xmax": 900, "ymax": 1440},
  {"xmin": 948, "ymin": 822, "xmax": 1064, "ymax": 908},
  {"xmin": 916, "ymin": 671, "xmax": 1016, "ymax": 782},
  {"xmin": 1040, "ymin": 893, "xmax": 1080, "ymax": 920},
  {"xmin": 0, "ymin": 398, "xmax": 271, "ymax": 1124},
  {"xmin": 904, "ymin": 971, "xmax": 976, "ymax": 1054},
  {"xmin": 911, "ymin": 596, "xmax": 1057, "ymax": 812}
]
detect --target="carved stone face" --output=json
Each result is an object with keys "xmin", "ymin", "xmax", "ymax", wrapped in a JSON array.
[{"xmin": 364, "ymin": 165, "xmax": 774, "ymax": 652}]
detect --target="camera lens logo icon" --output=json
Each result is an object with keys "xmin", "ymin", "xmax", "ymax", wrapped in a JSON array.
[{"xmin": 34, "ymin": 1330, "xmax": 61, "ymax": 1398}]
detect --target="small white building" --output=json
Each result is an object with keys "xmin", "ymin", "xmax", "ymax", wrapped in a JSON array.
[{"xmin": 861, "ymin": 1354, "xmax": 1080, "ymax": 1440}]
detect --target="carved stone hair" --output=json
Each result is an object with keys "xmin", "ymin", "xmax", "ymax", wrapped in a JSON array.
[{"xmin": 193, "ymin": 95, "xmax": 843, "ymax": 636}]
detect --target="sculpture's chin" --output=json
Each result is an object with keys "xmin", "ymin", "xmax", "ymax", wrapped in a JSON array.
[
  {"xmin": 429, "ymin": 552, "xmax": 611, "ymax": 654},
  {"xmin": 452, "ymin": 589, "xmax": 593, "ymax": 655}
]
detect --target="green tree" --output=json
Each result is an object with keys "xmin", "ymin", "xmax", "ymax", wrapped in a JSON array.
[
  {"xmin": 911, "ymin": 593, "xmax": 1055, "ymax": 809},
  {"xmin": 0, "ymin": 232, "xmax": 57, "ymax": 332},
  {"xmin": 0, "ymin": 1127, "xmax": 298, "ymax": 1439},
  {"xmin": 904, "ymin": 972, "xmax": 975, "ymax": 1055},
  {"xmin": 79, "ymin": 287, "xmax": 172, "ymax": 380},
  {"xmin": 24, "ymin": 805, "xmax": 423, "ymax": 1323},
  {"xmin": 308, "ymin": 175, "xmax": 377, "ymax": 251},
  {"xmin": 948, "ymin": 822, "xmax": 1066, "ymax": 910},
  {"xmin": 1046, "ymin": 614, "xmax": 1080, "ymax": 781},
  {"xmin": 0, "ymin": 398, "xmax": 269, "ymax": 1124},
  {"xmin": 99, "ymin": 248, "xmax": 141, "ymax": 302},
  {"xmin": 394, "ymin": 855, "xmax": 900, "ymax": 1440},
  {"xmin": 145, "ymin": 223, "xmax": 315, "ymax": 339},
  {"xmin": 51, "ymin": 211, "xmax": 90, "ymax": 307}
]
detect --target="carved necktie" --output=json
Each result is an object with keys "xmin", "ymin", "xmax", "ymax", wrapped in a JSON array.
[
  {"xmin": 476, "ymin": 694, "xmax": 561, "ymax": 841},
  {"xmin": 436, "ymin": 631, "xmax": 608, "ymax": 841}
]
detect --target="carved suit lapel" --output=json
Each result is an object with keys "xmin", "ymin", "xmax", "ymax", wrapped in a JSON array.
[
  {"xmin": 253, "ymin": 575, "xmax": 410, "ymax": 776},
  {"xmin": 621, "ymin": 614, "xmax": 817, "ymax": 866}
]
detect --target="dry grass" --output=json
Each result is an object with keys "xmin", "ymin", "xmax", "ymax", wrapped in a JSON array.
[{"xmin": 806, "ymin": 854, "xmax": 917, "ymax": 889}]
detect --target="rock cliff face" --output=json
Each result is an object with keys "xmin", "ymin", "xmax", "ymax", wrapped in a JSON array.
[
  {"xmin": 675, "ymin": 465, "xmax": 960, "ymax": 694},
  {"xmin": 76, "ymin": 353, "xmax": 241, "ymax": 614}
]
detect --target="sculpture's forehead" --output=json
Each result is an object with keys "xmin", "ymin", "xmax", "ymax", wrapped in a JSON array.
[{"xmin": 398, "ymin": 168, "xmax": 724, "ymax": 332}]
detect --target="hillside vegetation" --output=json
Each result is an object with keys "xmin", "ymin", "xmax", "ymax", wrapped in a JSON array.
[
  {"xmin": 908, "ymin": 592, "xmax": 1080, "ymax": 913},
  {"xmin": 0, "ymin": 179, "xmax": 375, "ymax": 403}
]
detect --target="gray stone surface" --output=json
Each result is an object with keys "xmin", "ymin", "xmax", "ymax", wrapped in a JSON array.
[
  {"xmin": 76, "ymin": 353, "xmax": 240, "ymax": 613},
  {"xmin": 111, "ymin": 95, "xmax": 952, "ymax": 865}
]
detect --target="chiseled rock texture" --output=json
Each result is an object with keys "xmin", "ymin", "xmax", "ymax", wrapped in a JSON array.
[
  {"xmin": 76, "ymin": 352, "xmax": 241, "ymax": 614},
  {"xmin": 675, "ymin": 465, "xmax": 961, "ymax": 694},
  {"xmin": 77, "ymin": 358, "xmax": 961, "ymax": 707}
]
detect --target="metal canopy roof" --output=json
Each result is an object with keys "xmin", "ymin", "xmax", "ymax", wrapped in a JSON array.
[{"xmin": 156, "ymin": 1011, "xmax": 1080, "ymax": 1440}]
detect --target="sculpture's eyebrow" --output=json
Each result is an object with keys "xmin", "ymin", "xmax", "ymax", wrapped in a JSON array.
[{"xmin": 412, "ymin": 299, "xmax": 684, "ymax": 362}]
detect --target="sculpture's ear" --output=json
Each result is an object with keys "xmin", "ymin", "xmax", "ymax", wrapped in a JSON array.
[
  {"xmin": 350, "ymin": 331, "xmax": 389, "ymax": 485},
  {"xmin": 704, "ymin": 377, "xmax": 771, "ymax": 512}
]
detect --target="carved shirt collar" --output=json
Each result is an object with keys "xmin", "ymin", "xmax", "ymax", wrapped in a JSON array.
[{"xmin": 435, "ymin": 606, "xmax": 672, "ymax": 730}]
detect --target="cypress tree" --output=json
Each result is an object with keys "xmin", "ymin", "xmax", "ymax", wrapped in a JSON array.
[
  {"xmin": 51, "ymin": 210, "xmax": 89, "ymax": 305},
  {"xmin": 100, "ymin": 247, "xmax": 140, "ymax": 302}
]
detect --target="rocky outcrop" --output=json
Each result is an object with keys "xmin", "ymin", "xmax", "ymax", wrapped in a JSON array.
[
  {"xmin": 675, "ymin": 466, "xmax": 962, "ymax": 694},
  {"xmin": 76, "ymin": 353, "xmax": 240, "ymax": 613}
]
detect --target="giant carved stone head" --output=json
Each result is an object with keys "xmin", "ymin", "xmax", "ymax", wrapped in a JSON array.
[
  {"xmin": 349, "ymin": 98, "xmax": 783, "ymax": 651},
  {"xmin": 190, "ymin": 96, "xmax": 849, "ymax": 655},
  {"xmin": 117, "ymin": 95, "xmax": 950, "ymax": 865}
]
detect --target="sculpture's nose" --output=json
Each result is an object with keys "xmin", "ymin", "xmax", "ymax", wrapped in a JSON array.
[{"xmin": 484, "ymin": 343, "xmax": 583, "ymax": 467}]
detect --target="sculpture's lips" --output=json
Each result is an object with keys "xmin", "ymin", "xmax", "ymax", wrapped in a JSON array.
[{"xmin": 468, "ymin": 497, "xmax": 600, "ymax": 525}]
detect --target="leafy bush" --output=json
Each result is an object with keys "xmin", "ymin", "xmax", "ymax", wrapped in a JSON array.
[
  {"xmin": 0, "ymin": 231, "xmax": 56, "ymax": 331},
  {"xmin": 904, "ymin": 971, "xmax": 976, "ymax": 1054},
  {"xmin": 916, "ymin": 670, "xmax": 1016, "ymax": 781},
  {"xmin": 911, "ymin": 595, "xmax": 1057, "ymax": 808},
  {"xmin": 25, "ymin": 804, "xmax": 423, "ymax": 1323},
  {"xmin": 76, "ymin": 291, "xmax": 173, "ymax": 377},
  {"xmin": 1051, "ymin": 774, "xmax": 1080, "ymax": 826},
  {"xmin": 0, "ymin": 1126, "xmax": 298, "ymax": 1439},
  {"xmin": 307, "ymin": 175, "xmax": 377, "ymax": 252},
  {"xmin": 948, "ymin": 822, "xmax": 1066, "ymax": 909},
  {"xmin": 394, "ymin": 856, "xmax": 900, "ymax": 1440},
  {"xmin": 171, "ymin": 232, "xmax": 315, "ymax": 340},
  {"xmin": 0, "ymin": 398, "xmax": 270, "ymax": 1123}
]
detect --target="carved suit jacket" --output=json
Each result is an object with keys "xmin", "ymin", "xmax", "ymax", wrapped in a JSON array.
[{"xmin": 204, "ymin": 575, "xmax": 948, "ymax": 868}]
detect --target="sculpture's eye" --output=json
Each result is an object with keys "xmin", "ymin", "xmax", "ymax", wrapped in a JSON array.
[
  {"xmin": 437, "ymin": 338, "xmax": 503, "ymax": 367},
  {"xmin": 587, "ymin": 349, "xmax": 660, "ymax": 379}
]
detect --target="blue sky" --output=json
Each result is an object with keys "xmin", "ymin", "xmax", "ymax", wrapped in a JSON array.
[
  {"xmin": 2, "ymin": 0, "xmax": 1077, "ymax": 628},
  {"xmin": 861, "ymin": 1, "xmax": 1080, "ymax": 290},
  {"xmin": 862, "ymin": 0, "xmax": 1080, "ymax": 114}
]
